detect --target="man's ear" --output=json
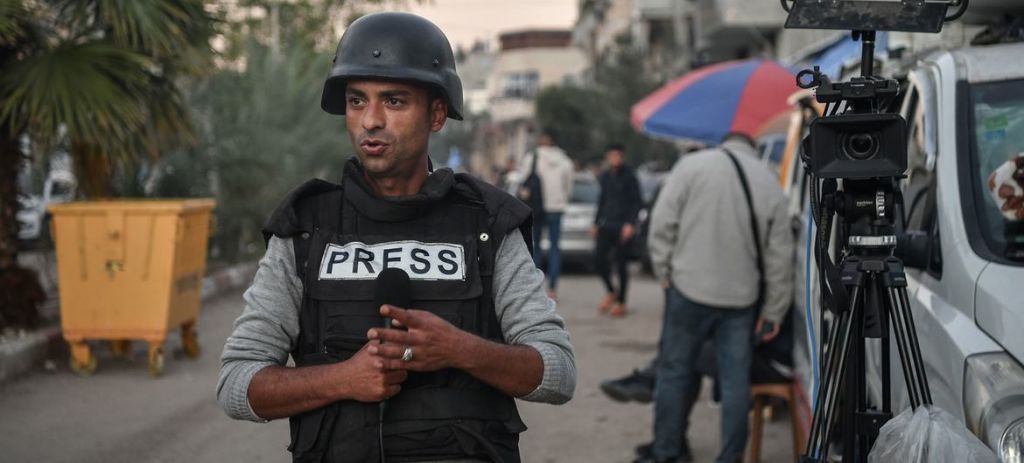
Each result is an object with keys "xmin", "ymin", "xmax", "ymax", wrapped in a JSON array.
[{"xmin": 429, "ymin": 98, "xmax": 447, "ymax": 132}]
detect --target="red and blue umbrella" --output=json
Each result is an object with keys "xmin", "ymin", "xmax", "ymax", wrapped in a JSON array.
[{"xmin": 631, "ymin": 59, "xmax": 797, "ymax": 145}]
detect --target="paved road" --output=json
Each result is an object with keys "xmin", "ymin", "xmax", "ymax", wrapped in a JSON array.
[{"xmin": 0, "ymin": 272, "xmax": 794, "ymax": 462}]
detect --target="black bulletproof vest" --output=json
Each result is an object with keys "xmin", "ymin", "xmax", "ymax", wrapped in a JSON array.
[{"xmin": 281, "ymin": 163, "xmax": 526, "ymax": 463}]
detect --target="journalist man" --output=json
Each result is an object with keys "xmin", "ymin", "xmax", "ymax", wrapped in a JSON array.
[{"xmin": 217, "ymin": 12, "xmax": 576, "ymax": 463}]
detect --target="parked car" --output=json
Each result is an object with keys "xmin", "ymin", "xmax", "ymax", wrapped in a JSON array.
[
  {"xmin": 539, "ymin": 172, "xmax": 600, "ymax": 267},
  {"xmin": 17, "ymin": 169, "xmax": 76, "ymax": 246},
  {"xmin": 787, "ymin": 42, "xmax": 1024, "ymax": 461},
  {"xmin": 506, "ymin": 171, "xmax": 601, "ymax": 269}
]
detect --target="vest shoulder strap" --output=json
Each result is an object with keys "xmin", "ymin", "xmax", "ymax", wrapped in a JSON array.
[
  {"xmin": 263, "ymin": 178, "xmax": 343, "ymax": 279},
  {"xmin": 452, "ymin": 173, "xmax": 534, "ymax": 256},
  {"xmin": 262, "ymin": 178, "xmax": 343, "ymax": 246}
]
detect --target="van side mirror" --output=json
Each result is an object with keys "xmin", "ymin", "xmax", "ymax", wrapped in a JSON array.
[{"xmin": 896, "ymin": 231, "xmax": 930, "ymax": 270}]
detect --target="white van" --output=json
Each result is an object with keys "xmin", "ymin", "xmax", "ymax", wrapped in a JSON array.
[{"xmin": 785, "ymin": 41, "xmax": 1024, "ymax": 460}]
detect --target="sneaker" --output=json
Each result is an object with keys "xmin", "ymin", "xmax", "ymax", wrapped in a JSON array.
[
  {"xmin": 599, "ymin": 369, "xmax": 654, "ymax": 403},
  {"xmin": 634, "ymin": 440, "xmax": 693, "ymax": 463},
  {"xmin": 609, "ymin": 302, "xmax": 627, "ymax": 317}
]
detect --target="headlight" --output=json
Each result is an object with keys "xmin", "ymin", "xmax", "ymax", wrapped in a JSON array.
[
  {"xmin": 964, "ymin": 352, "xmax": 1024, "ymax": 462},
  {"xmin": 1002, "ymin": 419, "xmax": 1024, "ymax": 463}
]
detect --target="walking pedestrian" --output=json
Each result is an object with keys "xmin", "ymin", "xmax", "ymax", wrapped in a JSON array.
[
  {"xmin": 519, "ymin": 130, "xmax": 574, "ymax": 298},
  {"xmin": 642, "ymin": 133, "xmax": 794, "ymax": 463},
  {"xmin": 217, "ymin": 13, "xmax": 576, "ymax": 462},
  {"xmin": 592, "ymin": 143, "xmax": 643, "ymax": 317}
]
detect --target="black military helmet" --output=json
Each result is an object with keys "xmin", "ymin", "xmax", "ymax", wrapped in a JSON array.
[{"xmin": 321, "ymin": 12, "xmax": 464, "ymax": 120}]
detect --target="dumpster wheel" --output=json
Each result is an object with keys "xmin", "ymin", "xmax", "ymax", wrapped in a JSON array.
[
  {"xmin": 148, "ymin": 344, "xmax": 165, "ymax": 377},
  {"xmin": 109, "ymin": 339, "xmax": 132, "ymax": 359},
  {"xmin": 69, "ymin": 342, "xmax": 97, "ymax": 377},
  {"xmin": 181, "ymin": 322, "xmax": 201, "ymax": 359}
]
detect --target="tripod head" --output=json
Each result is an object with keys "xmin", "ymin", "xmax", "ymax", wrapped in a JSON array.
[{"xmin": 800, "ymin": 69, "xmax": 899, "ymax": 107}]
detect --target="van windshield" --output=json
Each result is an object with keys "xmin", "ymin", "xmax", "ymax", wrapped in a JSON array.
[{"xmin": 969, "ymin": 78, "xmax": 1024, "ymax": 264}]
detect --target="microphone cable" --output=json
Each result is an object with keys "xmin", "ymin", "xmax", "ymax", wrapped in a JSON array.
[
  {"xmin": 379, "ymin": 319, "xmax": 389, "ymax": 463},
  {"xmin": 373, "ymin": 268, "xmax": 410, "ymax": 463}
]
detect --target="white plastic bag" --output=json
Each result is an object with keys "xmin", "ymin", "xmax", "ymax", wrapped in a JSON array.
[{"xmin": 868, "ymin": 405, "xmax": 998, "ymax": 463}]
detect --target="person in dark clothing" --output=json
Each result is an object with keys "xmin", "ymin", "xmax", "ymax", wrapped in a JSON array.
[
  {"xmin": 592, "ymin": 144, "xmax": 643, "ymax": 317},
  {"xmin": 600, "ymin": 309, "xmax": 796, "ymax": 463}
]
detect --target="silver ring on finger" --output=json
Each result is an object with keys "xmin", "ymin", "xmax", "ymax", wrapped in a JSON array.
[{"xmin": 401, "ymin": 346, "xmax": 414, "ymax": 362}]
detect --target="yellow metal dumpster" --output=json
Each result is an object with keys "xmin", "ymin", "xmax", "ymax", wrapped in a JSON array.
[{"xmin": 48, "ymin": 199, "xmax": 216, "ymax": 377}]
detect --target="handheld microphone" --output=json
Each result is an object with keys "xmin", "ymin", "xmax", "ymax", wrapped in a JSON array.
[
  {"xmin": 373, "ymin": 268, "xmax": 410, "ymax": 463},
  {"xmin": 374, "ymin": 267, "xmax": 411, "ymax": 331}
]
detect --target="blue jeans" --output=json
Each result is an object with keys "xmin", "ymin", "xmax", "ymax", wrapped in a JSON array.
[
  {"xmin": 654, "ymin": 286, "xmax": 755, "ymax": 462},
  {"xmin": 532, "ymin": 212, "xmax": 563, "ymax": 290}
]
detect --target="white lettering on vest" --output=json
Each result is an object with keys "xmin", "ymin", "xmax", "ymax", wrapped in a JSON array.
[{"xmin": 318, "ymin": 241, "xmax": 466, "ymax": 281}]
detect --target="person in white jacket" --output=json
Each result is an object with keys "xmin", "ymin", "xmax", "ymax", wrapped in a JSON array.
[{"xmin": 519, "ymin": 130, "xmax": 574, "ymax": 297}]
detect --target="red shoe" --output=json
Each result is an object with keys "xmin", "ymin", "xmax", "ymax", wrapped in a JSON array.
[
  {"xmin": 598, "ymin": 293, "xmax": 616, "ymax": 314},
  {"xmin": 609, "ymin": 303, "xmax": 627, "ymax": 317}
]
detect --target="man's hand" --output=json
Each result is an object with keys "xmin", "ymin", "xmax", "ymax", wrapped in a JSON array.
[
  {"xmin": 246, "ymin": 341, "xmax": 408, "ymax": 419},
  {"xmin": 755, "ymin": 318, "xmax": 781, "ymax": 343},
  {"xmin": 367, "ymin": 305, "xmax": 469, "ymax": 372},
  {"xmin": 369, "ymin": 305, "xmax": 545, "ymax": 398},
  {"xmin": 620, "ymin": 223, "xmax": 635, "ymax": 243},
  {"xmin": 590, "ymin": 225, "xmax": 599, "ymax": 238},
  {"xmin": 343, "ymin": 342, "xmax": 408, "ymax": 402}
]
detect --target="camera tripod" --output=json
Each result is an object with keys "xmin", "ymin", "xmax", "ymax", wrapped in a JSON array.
[
  {"xmin": 800, "ymin": 180, "xmax": 933, "ymax": 463},
  {"xmin": 781, "ymin": 1, "xmax": 968, "ymax": 461}
]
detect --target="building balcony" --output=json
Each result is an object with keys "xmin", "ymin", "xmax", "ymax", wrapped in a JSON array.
[
  {"xmin": 487, "ymin": 97, "xmax": 535, "ymax": 123},
  {"xmin": 635, "ymin": 0, "xmax": 677, "ymax": 19},
  {"xmin": 699, "ymin": 0, "xmax": 785, "ymax": 29},
  {"xmin": 691, "ymin": 0, "xmax": 786, "ymax": 62}
]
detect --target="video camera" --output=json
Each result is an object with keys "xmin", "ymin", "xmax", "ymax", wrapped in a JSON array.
[
  {"xmin": 786, "ymin": 0, "xmax": 968, "ymax": 180},
  {"xmin": 798, "ymin": 68, "xmax": 907, "ymax": 179}
]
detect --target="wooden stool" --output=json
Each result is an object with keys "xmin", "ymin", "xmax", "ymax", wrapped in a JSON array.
[{"xmin": 749, "ymin": 381, "xmax": 804, "ymax": 463}]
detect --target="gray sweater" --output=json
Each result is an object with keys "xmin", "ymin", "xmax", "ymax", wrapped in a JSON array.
[
  {"xmin": 217, "ymin": 232, "xmax": 576, "ymax": 423},
  {"xmin": 647, "ymin": 140, "xmax": 795, "ymax": 322}
]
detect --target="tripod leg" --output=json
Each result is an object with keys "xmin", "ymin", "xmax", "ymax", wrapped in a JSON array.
[
  {"xmin": 885, "ymin": 288, "xmax": 922, "ymax": 408},
  {"xmin": 805, "ymin": 287, "xmax": 862, "ymax": 461},
  {"xmin": 896, "ymin": 287, "xmax": 932, "ymax": 405},
  {"xmin": 804, "ymin": 312, "xmax": 840, "ymax": 457},
  {"xmin": 880, "ymin": 295, "xmax": 892, "ymax": 415},
  {"xmin": 805, "ymin": 308, "xmax": 843, "ymax": 455}
]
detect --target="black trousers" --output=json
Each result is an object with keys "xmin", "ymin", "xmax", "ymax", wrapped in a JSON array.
[{"xmin": 594, "ymin": 225, "xmax": 631, "ymax": 303}]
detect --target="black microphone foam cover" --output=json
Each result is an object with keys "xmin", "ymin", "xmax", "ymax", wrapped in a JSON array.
[{"xmin": 374, "ymin": 268, "xmax": 411, "ymax": 313}]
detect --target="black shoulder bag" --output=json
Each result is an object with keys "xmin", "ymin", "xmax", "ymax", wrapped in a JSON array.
[
  {"xmin": 723, "ymin": 148, "xmax": 766, "ymax": 311},
  {"xmin": 517, "ymin": 151, "xmax": 545, "ymax": 221}
]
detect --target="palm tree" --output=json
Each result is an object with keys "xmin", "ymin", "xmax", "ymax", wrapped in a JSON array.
[{"xmin": 0, "ymin": 0, "xmax": 215, "ymax": 329}]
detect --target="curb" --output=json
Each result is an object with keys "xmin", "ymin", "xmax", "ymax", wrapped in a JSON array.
[
  {"xmin": 0, "ymin": 261, "xmax": 258, "ymax": 386},
  {"xmin": 0, "ymin": 326, "xmax": 61, "ymax": 385}
]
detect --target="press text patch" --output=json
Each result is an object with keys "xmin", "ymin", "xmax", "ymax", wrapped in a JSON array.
[{"xmin": 318, "ymin": 241, "xmax": 466, "ymax": 281}]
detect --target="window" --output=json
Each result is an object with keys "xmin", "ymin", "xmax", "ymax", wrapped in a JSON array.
[
  {"xmin": 501, "ymin": 71, "xmax": 540, "ymax": 99},
  {"xmin": 570, "ymin": 178, "xmax": 600, "ymax": 204},
  {"xmin": 968, "ymin": 78, "xmax": 1024, "ymax": 264}
]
